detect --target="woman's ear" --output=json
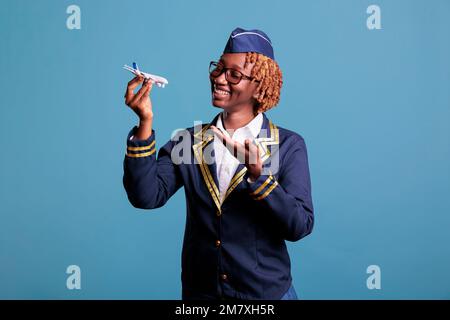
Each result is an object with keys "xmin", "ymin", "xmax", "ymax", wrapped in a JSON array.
[{"xmin": 251, "ymin": 81, "xmax": 259, "ymax": 99}]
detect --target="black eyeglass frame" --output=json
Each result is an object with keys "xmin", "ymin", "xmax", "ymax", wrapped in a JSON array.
[{"xmin": 209, "ymin": 61, "xmax": 259, "ymax": 84}]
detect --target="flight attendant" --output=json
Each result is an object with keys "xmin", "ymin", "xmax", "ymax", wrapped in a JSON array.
[{"xmin": 123, "ymin": 27, "xmax": 314, "ymax": 300}]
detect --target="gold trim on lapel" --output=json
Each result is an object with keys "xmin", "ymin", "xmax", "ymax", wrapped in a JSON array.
[
  {"xmin": 254, "ymin": 120, "xmax": 279, "ymax": 163},
  {"xmin": 223, "ymin": 166, "xmax": 247, "ymax": 202},
  {"xmin": 191, "ymin": 119, "xmax": 279, "ymax": 214},
  {"xmin": 192, "ymin": 124, "xmax": 222, "ymax": 212},
  {"xmin": 222, "ymin": 120, "xmax": 280, "ymax": 204}
]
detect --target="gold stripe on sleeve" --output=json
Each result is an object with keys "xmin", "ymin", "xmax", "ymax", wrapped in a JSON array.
[
  {"xmin": 253, "ymin": 181, "xmax": 278, "ymax": 200},
  {"xmin": 126, "ymin": 148, "xmax": 156, "ymax": 158},
  {"xmin": 127, "ymin": 140, "xmax": 156, "ymax": 152},
  {"xmin": 249, "ymin": 175, "xmax": 273, "ymax": 196}
]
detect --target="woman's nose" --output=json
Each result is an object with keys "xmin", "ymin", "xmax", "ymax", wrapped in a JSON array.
[{"xmin": 215, "ymin": 70, "xmax": 228, "ymax": 84}]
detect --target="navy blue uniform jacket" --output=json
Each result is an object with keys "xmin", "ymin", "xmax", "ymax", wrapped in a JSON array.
[{"xmin": 123, "ymin": 112, "xmax": 314, "ymax": 300}]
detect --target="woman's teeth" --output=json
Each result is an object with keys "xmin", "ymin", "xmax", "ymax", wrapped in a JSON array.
[{"xmin": 214, "ymin": 88, "xmax": 230, "ymax": 95}]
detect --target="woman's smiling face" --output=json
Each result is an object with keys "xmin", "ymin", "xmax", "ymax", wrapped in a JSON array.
[{"xmin": 210, "ymin": 53, "xmax": 259, "ymax": 113}]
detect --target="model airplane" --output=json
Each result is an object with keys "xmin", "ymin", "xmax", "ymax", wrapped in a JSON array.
[{"xmin": 123, "ymin": 62, "xmax": 168, "ymax": 88}]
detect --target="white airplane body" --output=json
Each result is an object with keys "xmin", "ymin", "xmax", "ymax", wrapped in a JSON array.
[{"xmin": 123, "ymin": 62, "xmax": 168, "ymax": 88}]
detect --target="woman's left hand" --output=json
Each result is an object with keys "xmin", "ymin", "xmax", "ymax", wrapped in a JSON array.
[{"xmin": 210, "ymin": 125, "xmax": 262, "ymax": 181}]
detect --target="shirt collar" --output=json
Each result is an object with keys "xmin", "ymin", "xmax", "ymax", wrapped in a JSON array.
[{"xmin": 215, "ymin": 112, "xmax": 263, "ymax": 139}]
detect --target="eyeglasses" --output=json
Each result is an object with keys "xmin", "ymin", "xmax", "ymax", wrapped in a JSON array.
[{"xmin": 209, "ymin": 61, "xmax": 257, "ymax": 85}]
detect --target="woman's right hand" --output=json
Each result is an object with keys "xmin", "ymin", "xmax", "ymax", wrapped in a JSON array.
[
  {"xmin": 124, "ymin": 76, "xmax": 154, "ymax": 121},
  {"xmin": 125, "ymin": 76, "xmax": 154, "ymax": 140}
]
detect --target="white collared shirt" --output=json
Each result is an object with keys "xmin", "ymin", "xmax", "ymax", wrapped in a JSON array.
[{"xmin": 214, "ymin": 112, "xmax": 263, "ymax": 202}]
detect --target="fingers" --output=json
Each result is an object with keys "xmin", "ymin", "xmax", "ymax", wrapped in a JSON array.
[
  {"xmin": 129, "ymin": 79, "xmax": 151, "ymax": 106},
  {"xmin": 210, "ymin": 126, "xmax": 262, "ymax": 181},
  {"xmin": 211, "ymin": 126, "xmax": 251, "ymax": 163},
  {"xmin": 128, "ymin": 75, "xmax": 144, "ymax": 88},
  {"xmin": 255, "ymin": 144, "xmax": 261, "ymax": 165},
  {"xmin": 137, "ymin": 81, "xmax": 152, "ymax": 105},
  {"xmin": 245, "ymin": 139, "xmax": 260, "ymax": 165},
  {"xmin": 210, "ymin": 126, "xmax": 241, "ymax": 157},
  {"xmin": 244, "ymin": 139, "xmax": 250, "ymax": 165},
  {"xmin": 250, "ymin": 143, "xmax": 261, "ymax": 165},
  {"xmin": 125, "ymin": 76, "xmax": 144, "ymax": 104},
  {"xmin": 210, "ymin": 126, "xmax": 227, "ymax": 145},
  {"xmin": 210, "ymin": 126, "xmax": 224, "ymax": 142}
]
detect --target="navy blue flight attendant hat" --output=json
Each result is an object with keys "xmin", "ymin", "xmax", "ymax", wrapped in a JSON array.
[{"xmin": 223, "ymin": 27, "xmax": 275, "ymax": 60}]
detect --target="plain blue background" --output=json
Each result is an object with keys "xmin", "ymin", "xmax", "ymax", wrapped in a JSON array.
[{"xmin": 0, "ymin": 0, "xmax": 449, "ymax": 299}]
